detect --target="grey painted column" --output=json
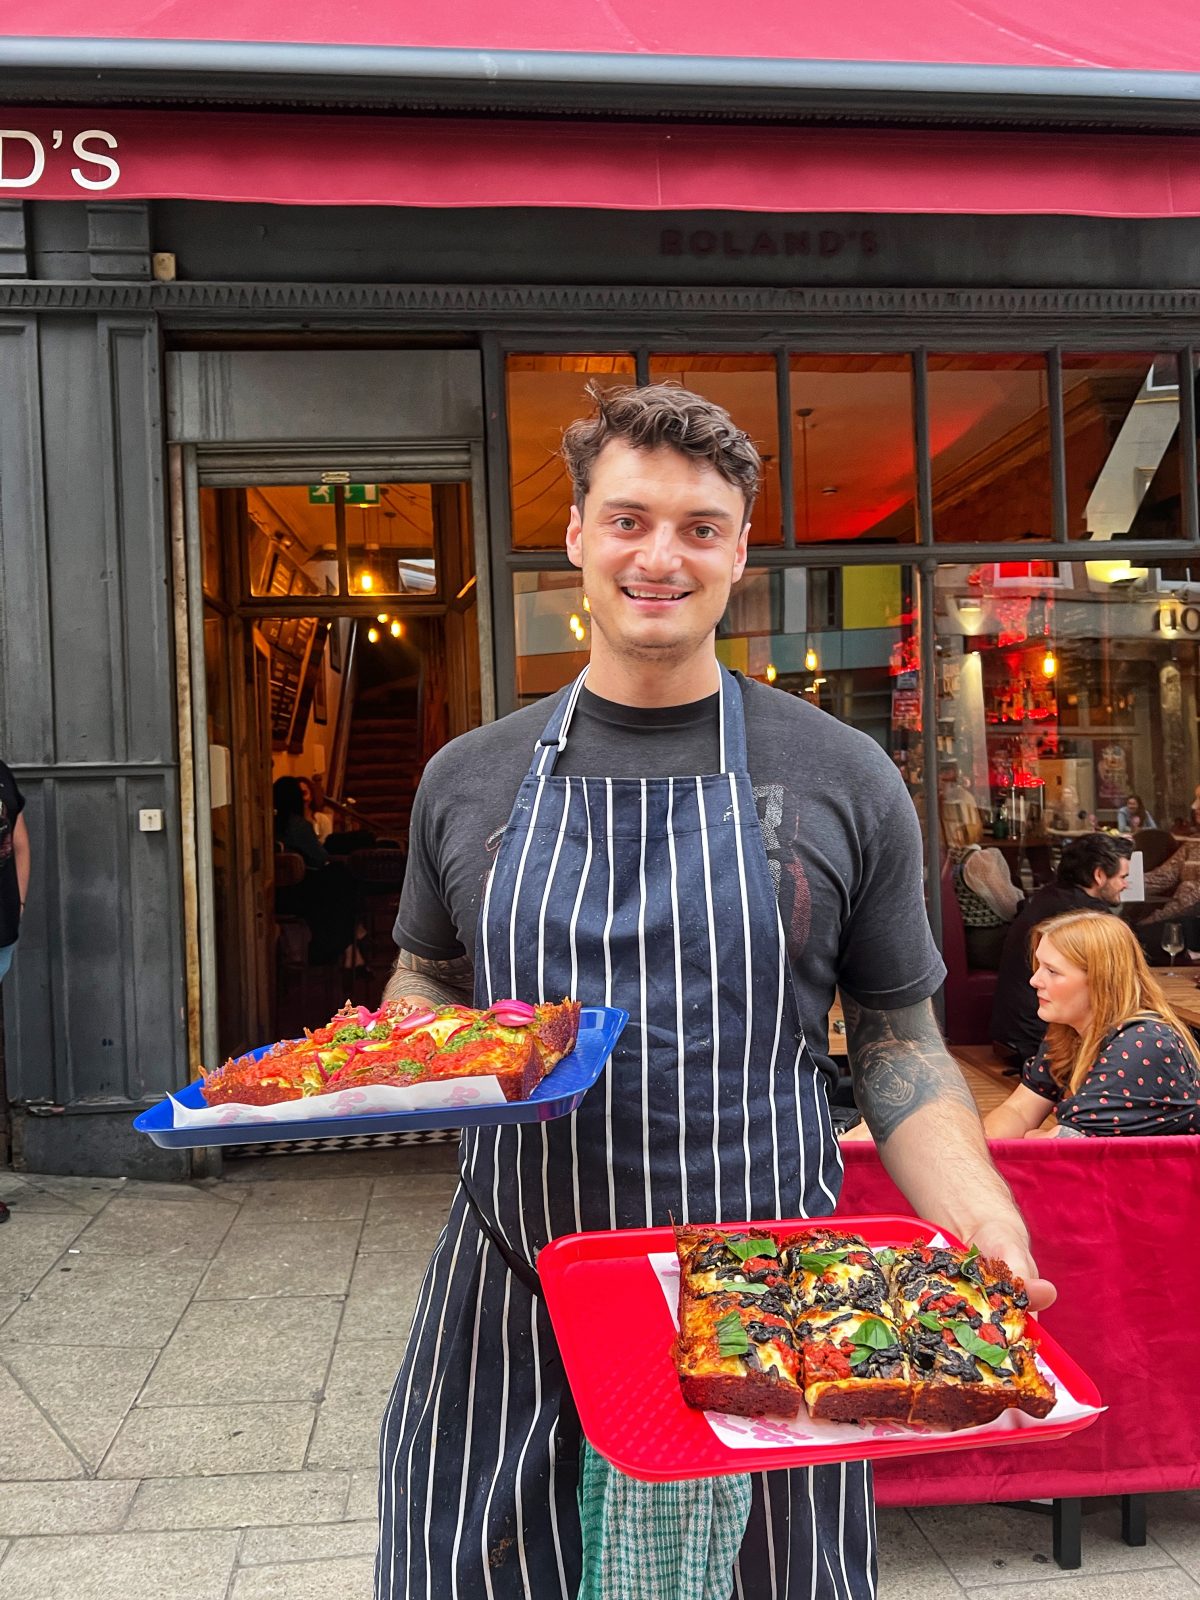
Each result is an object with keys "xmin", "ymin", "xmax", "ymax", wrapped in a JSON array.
[{"xmin": 0, "ymin": 201, "xmax": 187, "ymax": 1177}]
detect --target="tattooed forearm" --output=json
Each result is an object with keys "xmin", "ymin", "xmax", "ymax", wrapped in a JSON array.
[
  {"xmin": 842, "ymin": 996, "xmax": 976, "ymax": 1143},
  {"xmin": 382, "ymin": 947, "xmax": 475, "ymax": 1009}
]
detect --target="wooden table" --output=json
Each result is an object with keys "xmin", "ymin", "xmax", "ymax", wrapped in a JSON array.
[{"xmin": 1155, "ymin": 969, "xmax": 1200, "ymax": 1033}]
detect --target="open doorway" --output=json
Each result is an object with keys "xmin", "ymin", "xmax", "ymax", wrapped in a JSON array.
[{"xmin": 193, "ymin": 472, "xmax": 484, "ymax": 1063}]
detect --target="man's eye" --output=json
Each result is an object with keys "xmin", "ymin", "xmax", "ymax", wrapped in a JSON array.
[
  {"xmin": 693, "ymin": 525, "xmax": 719, "ymax": 540},
  {"xmin": 614, "ymin": 517, "xmax": 638, "ymax": 532}
]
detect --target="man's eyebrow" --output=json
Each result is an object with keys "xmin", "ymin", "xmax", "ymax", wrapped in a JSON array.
[{"xmin": 597, "ymin": 498, "xmax": 736, "ymax": 522}]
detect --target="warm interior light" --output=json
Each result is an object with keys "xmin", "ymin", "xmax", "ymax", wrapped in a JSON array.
[
  {"xmin": 569, "ymin": 613, "xmax": 581, "ymax": 631},
  {"xmin": 359, "ymin": 571, "xmax": 374, "ymax": 592},
  {"xmin": 377, "ymin": 613, "xmax": 389, "ymax": 624},
  {"xmin": 804, "ymin": 647, "xmax": 818, "ymax": 672},
  {"xmin": 765, "ymin": 663, "xmax": 777, "ymax": 683},
  {"xmin": 1085, "ymin": 559, "xmax": 1148, "ymax": 586},
  {"xmin": 1042, "ymin": 648, "xmax": 1058, "ymax": 678},
  {"xmin": 390, "ymin": 620, "xmax": 403, "ymax": 638},
  {"xmin": 366, "ymin": 626, "xmax": 379, "ymax": 644},
  {"xmin": 582, "ymin": 595, "xmax": 591, "ymax": 612}
]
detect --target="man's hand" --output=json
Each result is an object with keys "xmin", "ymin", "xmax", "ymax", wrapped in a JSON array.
[{"xmin": 965, "ymin": 1218, "xmax": 1057, "ymax": 1312}]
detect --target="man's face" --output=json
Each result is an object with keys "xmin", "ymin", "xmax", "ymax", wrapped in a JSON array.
[
  {"xmin": 565, "ymin": 442, "xmax": 750, "ymax": 671},
  {"xmin": 1091, "ymin": 859, "xmax": 1130, "ymax": 904}
]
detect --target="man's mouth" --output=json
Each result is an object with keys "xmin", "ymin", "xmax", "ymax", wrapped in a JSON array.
[{"xmin": 620, "ymin": 586, "xmax": 690, "ymax": 603}]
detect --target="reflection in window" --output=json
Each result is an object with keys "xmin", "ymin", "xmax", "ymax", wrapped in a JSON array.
[
  {"xmin": 240, "ymin": 484, "xmax": 438, "ymax": 598},
  {"xmin": 928, "ymin": 355, "xmax": 1053, "ymax": 543},
  {"xmin": 513, "ymin": 572, "xmax": 589, "ymax": 706},
  {"xmin": 649, "ymin": 354, "xmax": 781, "ymax": 544},
  {"xmin": 1063, "ymin": 353, "xmax": 1183, "ymax": 542},
  {"xmin": 507, "ymin": 354, "xmax": 635, "ymax": 550},
  {"xmin": 787, "ymin": 356, "xmax": 916, "ymax": 543},
  {"xmin": 933, "ymin": 562, "xmax": 1200, "ymax": 855}
]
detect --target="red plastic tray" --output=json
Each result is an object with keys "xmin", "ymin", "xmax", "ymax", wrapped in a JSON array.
[{"xmin": 539, "ymin": 1213, "xmax": 1102, "ymax": 1482}]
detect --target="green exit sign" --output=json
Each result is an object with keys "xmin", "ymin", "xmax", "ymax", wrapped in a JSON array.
[{"xmin": 308, "ymin": 483, "xmax": 379, "ymax": 505}]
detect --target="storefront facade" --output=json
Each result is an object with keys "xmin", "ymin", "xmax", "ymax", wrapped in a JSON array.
[{"xmin": 7, "ymin": 44, "xmax": 1200, "ymax": 1173}]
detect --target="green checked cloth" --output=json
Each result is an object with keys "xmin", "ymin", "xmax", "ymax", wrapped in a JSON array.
[{"xmin": 577, "ymin": 1440, "xmax": 752, "ymax": 1600}]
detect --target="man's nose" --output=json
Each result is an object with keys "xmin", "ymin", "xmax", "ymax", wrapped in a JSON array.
[{"xmin": 639, "ymin": 525, "xmax": 684, "ymax": 573}]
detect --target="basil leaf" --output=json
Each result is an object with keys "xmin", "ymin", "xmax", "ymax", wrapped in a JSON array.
[
  {"xmin": 796, "ymin": 1249, "xmax": 848, "ymax": 1272},
  {"xmin": 727, "ymin": 1237, "xmax": 778, "ymax": 1262},
  {"xmin": 714, "ymin": 1280, "xmax": 769, "ymax": 1295},
  {"xmin": 874, "ymin": 1247, "xmax": 898, "ymax": 1268},
  {"xmin": 917, "ymin": 1312, "xmax": 943, "ymax": 1332},
  {"xmin": 963, "ymin": 1244, "xmax": 980, "ymax": 1265},
  {"xmin": 848, "ymin": 1346, "xmax": 876, "ymax": 1368},
  {"xmin": 949, "ymin": 1321, "xmax": 1010, "ymax": 1371},
  {"xmin": 851, "ymin": 1318, "xmax": 895, "ymax": 1351},
  {"xmin": 715, "ymin": 1311, "xmax": 749, "ymax": 1357}
]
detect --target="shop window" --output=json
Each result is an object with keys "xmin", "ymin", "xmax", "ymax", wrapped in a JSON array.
[
  {"xmin": 648, "ymin": 354, "xmax": 782, "ymax": 544},
  {"xmin": 787, "ymin": 355, "xmax": 916, "ymax": 543},
  {"xmin": 933, "ymin": 563, "xmax": 1200, "ymax": 874},
  {"xmin": 513, "ymin": 571, "xmax": 589, "ymax": 706},
  {"xmin": 240, "ymin": 483, "xmax": 438, "ymax": 599},
  {"xmin": 506, "ymin": 353, "xmax": 635, "ymax": 550},
  {"xmin": 927, "ymin": 355, "xmax": 1053, "ymax": 543},
  {"xmin": 1063, "ymin": 352, "xmax": 1185, "ymax": 542}
]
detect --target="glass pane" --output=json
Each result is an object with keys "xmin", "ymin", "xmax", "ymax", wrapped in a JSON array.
[
  {"xmin": 513, "ymin": 572, "xmax": 589, "ymax": 706},
  {"xmin": 717, "ymin": 561, "xmax": 925, "ymax": 800},
  {"xmin": 787, "ymin": 355, "xmax": 916, "ymax": 543},
  {"xmin": 507, "ymin": 353, "xmax": 636, "ymax": 550},
  {"xmin": 933, "ymin": 563, "xmax": 1200, "ymax": 917},
  {"xmin": 1063, "ymin": 352, "xmax": 1184, "ymax": 541},
  {"xmin": 347, "ymin": 485, "xmax": 436, "ymax": 596},
  {"xmin": 928, "ymin": 355, "xmax": 1053, "ymax": 543},
  {"xmin": 245, "ymin": 487, "xmax": 334, "ymax": 598},
  {"xmin": 648, "ymin": 354, "xmax": 782, "ymax": 544}
]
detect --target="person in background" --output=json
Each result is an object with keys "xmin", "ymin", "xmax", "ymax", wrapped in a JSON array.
[
  {"xmin": 952, "ymin": 843, "xmax": 1023, "ymax": 969},
  {"xmin": 0, "ymin": 757, "xmax": 30, "ymax": 1225},
  {"xmin": 273, "ymin": 776, "xmax": 357, "ymax": 965},
  {"xmin": 298, "ymin": 775, "xmax": 334, "ymax": 843},
  {"xmin": 1117, "ymin": 793, "xmax": 1156, "ymax": 833},
  {"xmin": 991, "ymin": 833, "xmax": 1132, "ymax": 1069},
  {"xmin": 984, "ymin": 910, "xmax": 1200, "ymax": 1137}
]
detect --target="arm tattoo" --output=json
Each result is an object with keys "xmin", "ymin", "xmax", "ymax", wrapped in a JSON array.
[
  {"xmin": 382, "ymin": 947, "xmax": 475, "ymax": 1009},
  {"xmin": 842, "ymin": 995, "xmax": 977, "ymax": 1143}
]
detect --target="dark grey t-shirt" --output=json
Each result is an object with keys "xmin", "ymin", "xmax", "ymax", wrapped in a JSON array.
[{"xmin": 394, "ymin": 673, "xmax": 945, "ymax": 1073}]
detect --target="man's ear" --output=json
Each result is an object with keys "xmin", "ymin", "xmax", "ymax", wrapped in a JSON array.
[
  {"xmin": 731, "ymin": 521, "xmax": 752, "ymax": 584},
  {"xmin": 566, "ymin": 504, "xmax": 584, "ymax": 570}
]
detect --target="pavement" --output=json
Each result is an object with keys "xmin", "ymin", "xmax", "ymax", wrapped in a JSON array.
[{"xmin": 0, "ymin": 1146, "xmax": 1195, "ymax": 1600}]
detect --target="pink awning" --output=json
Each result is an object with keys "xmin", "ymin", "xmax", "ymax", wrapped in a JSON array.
[
  {"xmin": 5, "ymin": 0, "xmax": 1200, "ymax": 69},
  {"xmin": 8, "ymin": 108, "xmax": 1200, "ymax": 215}
]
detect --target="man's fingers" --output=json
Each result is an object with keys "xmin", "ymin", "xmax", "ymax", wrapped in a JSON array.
[{"xmin": 1023, "ymin": 1277, "xmax": 1058, "ymax": 1313}]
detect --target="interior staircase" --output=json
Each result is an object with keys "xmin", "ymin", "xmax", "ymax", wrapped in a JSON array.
[{"xmin": 340, "ymin": 681, "xmax": 422, "ymax": 846}]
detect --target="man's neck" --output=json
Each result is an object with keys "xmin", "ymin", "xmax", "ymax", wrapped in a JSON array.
[{"xmin": 584, "ymin": 646, "xmax": 721, "ymax": 708}]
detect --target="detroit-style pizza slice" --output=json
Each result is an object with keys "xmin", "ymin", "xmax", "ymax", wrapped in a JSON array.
[{"xmin": 881, "ymin": 1243, "xmax": 1056, "ymax": 1428}]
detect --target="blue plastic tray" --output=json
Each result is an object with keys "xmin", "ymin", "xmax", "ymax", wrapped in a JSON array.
[{"xmin": 134, "ymin": 1005, "xmax": 628, "ymax": 1150}]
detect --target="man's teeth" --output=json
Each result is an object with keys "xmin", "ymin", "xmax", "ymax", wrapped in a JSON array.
[{"xmin": 624, "ymin": 588, "xmax": 686, "ymax": 599}]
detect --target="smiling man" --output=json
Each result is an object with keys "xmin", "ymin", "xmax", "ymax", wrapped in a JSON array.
[{"xmin": 375, "ymin": 384, "xmax": 1052, "ymax": 1600}]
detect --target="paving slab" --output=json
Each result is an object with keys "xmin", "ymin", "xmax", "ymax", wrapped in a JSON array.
[
  {"xmin": 368, "ymin": 1172, "xmax": 460, "ymax": 1200},
  {"xmin": 874, "ymin": 1509, "xmax": 966, "ymax": 1600},
  {"xmin": 74, "ymin": 1195, "xmax": 235, "ymax": 1257},
  {"xmin": 966, "ymin": 1571, "xmax": 1200, "ymax": 1600},
  {"xmin": 359, "ymin": 1197, "xmax": 451, "ymax": 1254},
  {"xmin": 0, "ymin": 1295, "xmax": 21, "ymax": 1328},
  {"xmin": 196, "ymin": 1222, "xmax": 361, "ymax": 1301},
  {"xmin": 99, "ymin": 1402, "xmax": 317, "ymax": 1479},
  {"xmin": 0, "ymin": 1251, "xmax": 208, "ymax": 1348},
  {"xmin": 11, "ymin": 1176, "xmax": 127, "ymax": 1214},
  {"xmin": 1146, "ymin": 1491, "xmax": 1200, "ymax": 1580},
  {"xmin": 1, "ymin": 1345, "xmax": 160, "ymax": 1467},
  {"xmin": 0, "ymin": 1213, "xmax": 88, "ymax": 1292},
  {"xmin": 230, "ymin": 1552, "xmax": 376, "ymax": 1599},
  {"xmin": 0, "ymin": 1365, "xmax": 85, "ymax": 1481},
  {"xmin": 0, "ymin": 1479, "xmax": 137, "ymax": 1537},
  {"xmin": 141, "ymin": 1296, "xmax": 343, "ymax": 1406},
  {"xmin": 336, "ymin": 1252, "xmax": 429, "ymax": 1342},
  {"xmin": 125, "ymin": 1471, "xmax": 350, "ymax": 1531},
  {"xmin": 0, "ymin": 1527, "xmax": 239, "ymax": 1600},
  {"xmin": 232, "ymin": 1178, "xmax": 372, "ymax": 1224},
  {"xmin": 304, "ymin": 1340, "xmax": 403, "ymax": 1472},
  {"xmin": 912, "ymin": 1502, "xmax": 1179, "ymax": 1586},
  {"xmin": 241, "ymin": 1520, "xmax": 378, "ymax": 1564},
  {"xmin": 345, "ymin": 1469, "xmax": 378, "ymax": 1523}
]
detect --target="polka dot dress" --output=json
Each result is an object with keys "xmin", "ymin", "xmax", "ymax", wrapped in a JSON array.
[{"xmin": 1023, "ymin": 1017, "xmax": 1200, "ymax": 1136}]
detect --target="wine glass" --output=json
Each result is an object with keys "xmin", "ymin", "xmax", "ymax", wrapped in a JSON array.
[{"xmin": 1163, "ymin": 922, "xmax": 1184, "ymax": 968}]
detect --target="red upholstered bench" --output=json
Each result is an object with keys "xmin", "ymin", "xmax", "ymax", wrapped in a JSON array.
[{"xmin": 837, "ymin": 1137, "xmax": 1200, "ymax": 1567}]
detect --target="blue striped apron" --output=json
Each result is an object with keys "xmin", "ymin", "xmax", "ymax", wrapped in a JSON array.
[{"xmin": 376, "ymin": 667, "xmax": 876, "ymax": 1599}]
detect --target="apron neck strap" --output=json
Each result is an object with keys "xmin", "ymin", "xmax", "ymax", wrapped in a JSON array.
[{"xmin": 530, "ymin": 664, "xmax": 748, "ymax": 777}]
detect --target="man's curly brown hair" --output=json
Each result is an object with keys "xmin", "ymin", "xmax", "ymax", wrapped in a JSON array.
[{"xmin": 560, "ymin": 382, "xmax": 762, "ymax": 520}]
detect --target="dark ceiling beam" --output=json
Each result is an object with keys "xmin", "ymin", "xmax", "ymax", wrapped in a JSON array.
[{"xmin": 3, "ymin": 37, "xmax": 1200, "ymax": 128}]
